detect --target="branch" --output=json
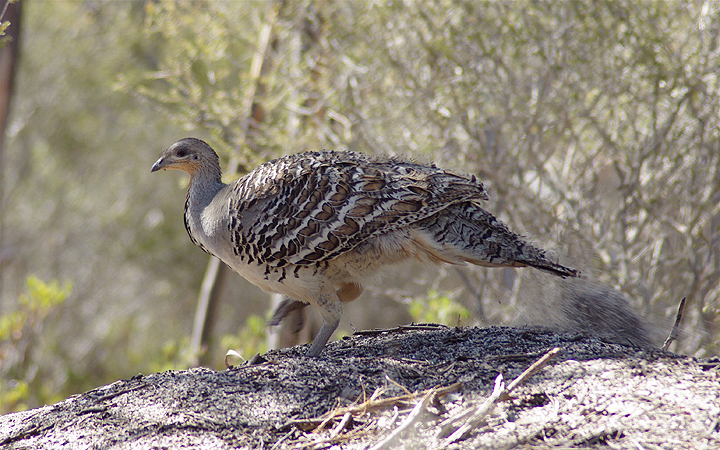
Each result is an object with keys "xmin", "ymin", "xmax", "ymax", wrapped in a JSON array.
[
  {"xmin": 437, "ymin": 347, "xmax": 562, "ymax": 446},
  {"xmin": 368, "ymin": 388, "xmax": 437, "ymax": 450},
  {"xmin": 662, "ymin": 297, "xmax": 686, "ymax": 352}
]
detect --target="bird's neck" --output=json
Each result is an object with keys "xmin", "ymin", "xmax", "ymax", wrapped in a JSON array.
[
  {"xmin": 186, "ymin": 168, "xmax": 225, "ymax": 212},
  {"xmin": 184, "ymin": 169, "xmax": 227, "ymax": 255}
]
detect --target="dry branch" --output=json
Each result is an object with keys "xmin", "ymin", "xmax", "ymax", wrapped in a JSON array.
[
  {"xmin": 661, "ymin": 297, "xmax": 686, "ymax": 352},
  {"xmin": 368, "ymin": 388, "xmax": 438, "ymax": 450},
  {"xmin": 288, "ymin": 382, "xmax": 462, "ymax": 431},
  {"xmin": 437, "ymin": 347, "xmax": 562, "ymax": 446},
  {"xmin": 440, "ymin": 374, "xmax": 505, "ymax": 445}
]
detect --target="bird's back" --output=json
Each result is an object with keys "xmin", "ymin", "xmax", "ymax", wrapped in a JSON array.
[{"xmin": 218, "ymin": 150, "xmax": 489, "ymax": 270}]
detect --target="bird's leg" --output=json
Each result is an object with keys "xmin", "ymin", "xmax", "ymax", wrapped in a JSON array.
[
  {"xmin": 305, "ymin": 285, "xmax": 342, "ymax": 357},
  {"xmin": 306, "ymin": 321, "xmax": 338, "ymax": 357},
  {"xmin": 268, "ymin": 298, "xmax": 307, "ymax": 330}
]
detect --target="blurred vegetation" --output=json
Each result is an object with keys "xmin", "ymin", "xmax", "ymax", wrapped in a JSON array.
[
  {"xmin": 407, "ymin": 289, "xmax": 471, "ymax": 326},
  {"xmin": 220, "ymin": 315, "xmax": 269, "ymax": 361},
  {"xmin": 1, "ymin": 276, "xmax": 71, "ymax": 413},
  {"xmin": 2, "ymin": 0, "xmax": 719, "ymax": 412}
]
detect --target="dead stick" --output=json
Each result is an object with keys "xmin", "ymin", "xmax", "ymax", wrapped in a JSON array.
[
  {"xmin": 369, "ymin": 388, "xmax": 438, "ymax": 450},
  {"xmin": 292, "ymin": 383, "xmax": 461, "ymax": 428},
  {"xmin": 662, "ymin": 297, "xmax": 686, "ymax": 352},
  {"xmin": 504, "ymin": 347, "xmax": 562, "ymax": 396},
  {"xmin": 444, "ymin": 374, "xmax": 505, "ymax": 442},
  {"xmin": 329, "ymin": 413, "xmax": 353, "ymax": 439},
  {"xmin": 439, "ymin": 347, "xmax": 562, "ymax": 445}
]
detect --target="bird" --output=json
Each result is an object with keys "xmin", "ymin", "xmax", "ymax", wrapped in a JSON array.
[{"xmin": 152, "ymin": 138, "xmax": 579, "ymax": 357}]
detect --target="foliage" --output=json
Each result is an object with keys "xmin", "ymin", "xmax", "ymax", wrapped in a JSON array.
[
  {"xmin": 0, "ymin": 0, "xmax": 16, "ymax": 47},
  {"xmin": 137, "ymin": 336, "xmax": 197, "ymax": 374},
  {"xmin": 0, "ymin": 276, "xmax": 71, "ymax": 413},
  {"xmin": 220, "ymin": 314, "xmax": 268, "ymax": 361},
  {"xmin": 408, "ymin": 289, "xmax": 471, "ymax": 326}
]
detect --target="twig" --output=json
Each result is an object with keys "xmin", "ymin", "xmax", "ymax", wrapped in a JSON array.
[
  {"xmin": 289, "ymin": 383, "xmax": 461, "ymax": 429},
  {"xmin": 270, "ymin": 429, "xmax": 294, "ymax": 450},
  {"xmin": 0, "ymin": 0, "xmax": 13, "ymax": 25},
  {"xmin": 437, "ymin": 347, "xmax": 562, "ymax": 446},
  {"xmin": 190, "ymin": 257, "xmax": 223, "ymax": 367},
  {"xmin": 369, "ymin": 388, "xmax": 438, "ymax": 450},
  {"xmin": 706, "ymin": 416, "xmax": 719, "ymax": 436},
  {"xmin": 487, "ymin": 350, "xmax": 550, "ymax": 363},
  {"xmin": 661, "ymin": 297, "xmax": 686, "ymax": 352},
  {"xmin": 503, "ymin": 347, "xmax": 562, "ymax": 397},
  {"xmin": 353, "ymin": 323, "xmax": 448, "ymax": 336},
  {"xmin": 442, "ymin": 374, "xmax": 505, "ymax": 443},
  {"xmin": 386, "ymin": 375, "xmax": 413, "ymax": 395},
  {"xmin": 90, "ymin": 383, "xmax": 149, "ymax": 403},
  {"xmin": 453, "ymin": 267, "xmax": 487, "ymax": 323},
  {"xmin": 436, "ymin": 407, "xmax": 475, "ymax": 438},
  {"xmin": 329, "ymin": 413, "xmax": 353, "ymax": 439}
]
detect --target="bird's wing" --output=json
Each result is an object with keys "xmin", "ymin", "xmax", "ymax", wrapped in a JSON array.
[{"xmin": 225, "ymin": 151, "xmax": 489, "ymax": 267}]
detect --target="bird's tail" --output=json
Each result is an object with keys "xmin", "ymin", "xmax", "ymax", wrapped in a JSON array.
[{"xmin": 418, "ymin": 203, "xmax": 579, "ymax": 278}]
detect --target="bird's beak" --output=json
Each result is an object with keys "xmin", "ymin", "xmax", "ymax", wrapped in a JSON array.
[{"xmin": 151, "ymin": 157, "xmax": 165, "ymax": 173}]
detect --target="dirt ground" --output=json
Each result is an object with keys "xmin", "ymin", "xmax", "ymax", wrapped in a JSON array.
[{"xmin": 1, "ymin": 324, "xmax": 718, "ymax": 449}]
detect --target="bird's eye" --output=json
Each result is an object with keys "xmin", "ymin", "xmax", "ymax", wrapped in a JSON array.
[{"xmin": 177, "ymin": 149, "xmax": 187, "ymax": 157}]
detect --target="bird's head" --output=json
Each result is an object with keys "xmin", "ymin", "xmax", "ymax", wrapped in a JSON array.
[{"xmin": 151, "ymin": 138, "xmax": 221, "ymax": 177}]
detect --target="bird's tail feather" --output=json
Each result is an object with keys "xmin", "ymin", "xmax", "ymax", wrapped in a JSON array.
[{"xmin": 418, "ymin": 203, "xmax": 579, "ymax": 278}]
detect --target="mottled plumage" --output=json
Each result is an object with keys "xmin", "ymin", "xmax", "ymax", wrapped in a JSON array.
[{"xmin": 152, "ymin": 138, "xmax": 579, "ymax": 356}]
